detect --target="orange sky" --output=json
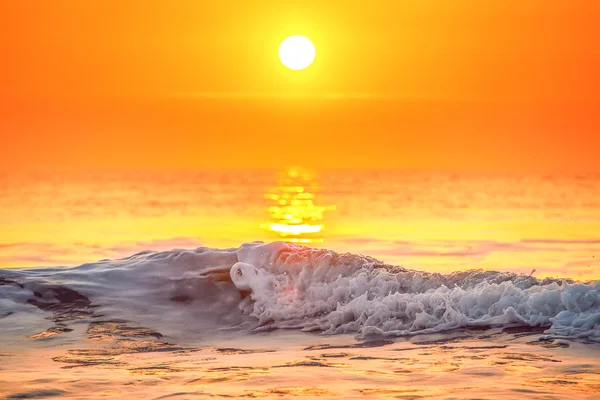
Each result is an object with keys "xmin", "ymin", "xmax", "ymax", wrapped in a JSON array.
[{"xmin": 1, "ymin": 1, "xmax": 599, "ymax": 171}]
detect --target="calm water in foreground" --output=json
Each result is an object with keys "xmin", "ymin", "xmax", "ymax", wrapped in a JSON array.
[{"xmin": 2, "ymin": 328, "xmax": 599, "ymax": 399}]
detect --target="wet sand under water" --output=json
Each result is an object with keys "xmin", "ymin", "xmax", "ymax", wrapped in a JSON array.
[{"xmin": 1, "ymin": 320, "xmax": 599, "ymax": 400}]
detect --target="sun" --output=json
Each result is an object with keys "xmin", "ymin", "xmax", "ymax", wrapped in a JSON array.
[{"xmin": 278, "ymin": 35, "xmax": 316, "ymax": 71}]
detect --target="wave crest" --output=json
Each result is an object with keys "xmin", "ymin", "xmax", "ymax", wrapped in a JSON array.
[{"xmin": 1, "ymin": 241, "xmax": 598, "ymax": 341}]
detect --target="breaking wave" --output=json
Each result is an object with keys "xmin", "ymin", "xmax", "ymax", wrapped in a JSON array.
[{"xmin": 1, "ymin": 242, "xmax": 599, "ymax": 341}]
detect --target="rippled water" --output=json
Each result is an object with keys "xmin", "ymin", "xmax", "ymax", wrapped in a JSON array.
[
  {"xmin": 2, "ymin": 323, "xmax": 599, "ymax": 399},
  {"xmin": 1, "ymin": 169, "xmax": 599, "ymax": 279}
]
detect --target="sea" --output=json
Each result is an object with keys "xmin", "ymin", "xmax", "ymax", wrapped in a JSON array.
[{"xmin": 0, "ymin": 168, "xmax": 599, "ymax": 399}]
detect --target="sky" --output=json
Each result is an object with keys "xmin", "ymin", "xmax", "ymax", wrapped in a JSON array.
[{"xmin": 1, "ymin": 0, "xmax": 599, "ymax": 171}]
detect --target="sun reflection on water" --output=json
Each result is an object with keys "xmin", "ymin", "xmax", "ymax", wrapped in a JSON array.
[{"xmin": 262, "ymin": 167, "xmax": 335, "ymax": 244}]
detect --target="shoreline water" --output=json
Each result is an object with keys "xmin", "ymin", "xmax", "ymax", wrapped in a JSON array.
[
  {"xmin": 1, "ymin": 326, "xmax": 599, "ymax": 399},
  {"xmin": 1, "ymin": 241, "xmax": 599, "ymax": 398}
]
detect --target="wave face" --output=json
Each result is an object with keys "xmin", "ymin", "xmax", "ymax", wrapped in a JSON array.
[{"xmin": 1, "ymin": 242, "xmax": 599, "ymax": 341}]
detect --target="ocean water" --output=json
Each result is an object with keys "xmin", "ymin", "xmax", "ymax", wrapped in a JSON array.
[
  {"xmin": 0, "ymin": 242, "xmax": 599, "ymax": 398},
  {"xmin": 1, "ymin": 169, "xmax": 599, "ymax": 398},
  {"xmin": 1, "ymin": 169, "xmax": 599, "ymax": 279}
]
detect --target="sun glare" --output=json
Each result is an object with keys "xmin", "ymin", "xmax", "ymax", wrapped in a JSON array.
[
  {"xmin": 278, "ymin": 35, "xmax": 316, "ymax": 70},
  {"xmin": 262, "ymin": 167, "xmax": 334, "ymax": 243}
]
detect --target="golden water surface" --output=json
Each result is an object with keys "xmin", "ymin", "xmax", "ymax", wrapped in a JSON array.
[{"xmin": 1, "ymin": 168, "xmax": 599, "ymax": 280}]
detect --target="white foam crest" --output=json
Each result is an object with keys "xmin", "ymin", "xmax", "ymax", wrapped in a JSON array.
[
  {"xmin": 231, "ymin": 243, "xmax": 600, "ymax": 340},
  {"xmin": 1, "ymin": 241, "xmax": 599, "ymax": 341}
]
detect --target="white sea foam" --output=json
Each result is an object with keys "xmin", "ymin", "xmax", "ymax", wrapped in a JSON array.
[{"xmin": 1, "ymin": 241, "xmax": 599, "ymax": 341}]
